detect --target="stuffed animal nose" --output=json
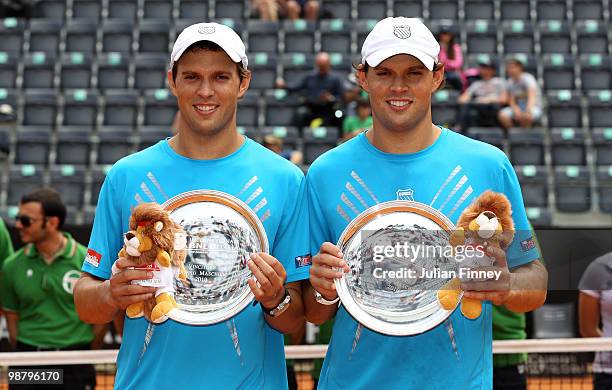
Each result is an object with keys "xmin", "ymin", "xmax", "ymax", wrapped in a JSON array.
[{"xmin": 126, "ymin": 232, "xmax": 135, "ymax": 240}]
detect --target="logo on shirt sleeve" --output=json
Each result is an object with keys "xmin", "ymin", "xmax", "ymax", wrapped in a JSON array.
[
  {"xmin": 520, "ymin": 237, "xmax": 536, "ymax": 252},
  {"xmin": 85, "ymin": 248, "xmax": 102, "ymax": 268},
  {"xmin": 295, "ymin": 254, "xmax": 312, "ymax": 268}
]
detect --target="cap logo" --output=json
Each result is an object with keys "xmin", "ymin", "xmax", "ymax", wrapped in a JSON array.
[
  {"xmin": 393, "ymin": 25, "xmax": 411, "ymax": 39},
  {"xmin": 198, "ymin": 25, "xmax": 215, "ymax": 35}
]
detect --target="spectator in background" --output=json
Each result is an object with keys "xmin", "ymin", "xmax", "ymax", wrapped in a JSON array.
[
  {"xmin": 263, "ymin": 134, "xmax": 303, "ymax": 165},
  {"xmin": 456, "ymin": 58, "xmax": 506, "ymax": 132},
  {"xmin": 437, "ymin": 27, "xmax": 464, "ymax": 91},
  {"xmin": 277, "ymin": 52, "xmax": 344, "ymax": 128},
  {"xmin": 0, "ymin": 217, "xmax": 14, "ymax": 271},
  {"xmin": 579, "ymin": 253, "xmax": 612, "ymax": 390},
  {"xmin": 0, "ymin": 188, "xmax": 99, "ymax": 390},
  {"xmin": 285, "ymin": 0, "xmax": 319, "ymax": 21},
  {"xmin": 342, "ymin": 99, "xmax": 372, "ymax": 141},
  {"xmin": 498, "ymin": 59, "xmax": 542, "ymax": 130}
]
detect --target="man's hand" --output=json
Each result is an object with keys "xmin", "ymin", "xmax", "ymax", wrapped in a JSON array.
[
  {"xmin": 108, "ymin": 257, "xmax": 156, "ymax": 311},
  {"xmin": 247, "ymin": 253, "xmax": 287, "ymax": 310},
  {"xmin": 461, "ymin": 246, "xmax": 513, "ymax": 305},
  {"xmin": 310, "ymin": 242, "xmax": 349, "ymax": 301}
]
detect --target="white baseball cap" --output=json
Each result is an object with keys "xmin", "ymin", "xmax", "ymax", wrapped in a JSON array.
[
  {"xmin": 170, "ymin": 22, "xmax": 248, "ymax": 70},
  {"xmin": 361, "ymin": 17, "xmax": 440, "ymax": 71}
]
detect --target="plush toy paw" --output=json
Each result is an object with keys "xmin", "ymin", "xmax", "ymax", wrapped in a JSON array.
[
  {"xmin": 150, "ymin": 293, "xmax": 175, "ymax": 323},
  {"xmin": 437, "ymin": 278, "xmax": 483, "ymax": 320},
  {"xmin": 126, "ymin": 301, "xmax": 144, "ymax": 318},
  {"xmin": 460, "ymin": 297, "xmax": 482, "ymax": 319},
  {"xmin": 157, "ymin": 250, "xmax": 172, "ymax": 267}
]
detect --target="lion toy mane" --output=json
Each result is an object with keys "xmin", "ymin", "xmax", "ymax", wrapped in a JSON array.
[
  {"xmin": 437, "ymin": 191, "xmax": 514, "ymax": 319},
  {"xmin": 112, "ymin": 202, "xmax": 188, "ymax": 323}
]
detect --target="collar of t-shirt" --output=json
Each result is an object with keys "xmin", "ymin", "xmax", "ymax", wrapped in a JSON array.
[{"xmin": 23, "ymin": 232, "xmax": 76, "ymax": 263}]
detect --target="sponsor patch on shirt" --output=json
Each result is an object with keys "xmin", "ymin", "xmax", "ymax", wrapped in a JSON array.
[
  {"xmin": 295, "ymin": 254, "xmax": 312, "ymax": 268},
  {"xmin": 520, "ymin": 237, "xmax": 536, "ymax": 252},
  {"xmin": 85, "ymin": 248, "xmax": 102, "ymax": 267}
]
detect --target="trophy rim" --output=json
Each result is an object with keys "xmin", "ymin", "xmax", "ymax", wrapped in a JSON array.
[
  {"xmin": 161, "ymin": 189, "xmax": 268, "ymax": 325},
  {"xmin": 335, "ymin": 200, "xmax": 463, "ymax": 336}
]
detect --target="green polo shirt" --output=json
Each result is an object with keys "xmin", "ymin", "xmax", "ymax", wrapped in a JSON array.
[
  {"xmin": 0, "ymin": 218, "xmax": 14, "ymax": 269},
  {"xmin": 0, "ymin": 233, "xmax": 93, "ymax": 348},
  {"xmin": 342, "ymin": 116, "xmax": 373, "ymax": 136}
]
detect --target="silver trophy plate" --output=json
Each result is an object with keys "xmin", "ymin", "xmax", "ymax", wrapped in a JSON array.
[
  {"xmin": 335, "ymin": 201, "xmax": 463, "ymax": 336},
  {"xmin": 161, "ymin": 190, "xmax": 268, "ymax": 325}
]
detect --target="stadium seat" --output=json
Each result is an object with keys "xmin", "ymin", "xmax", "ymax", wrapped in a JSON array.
[
  {"xmin": 579, "ymin": 54, "xmax": 611, "ymax": 90},
  {"xmin": 572, "ymin": 0, "xmax": 604, "ymax": 21},
  {"xmin": 355, "ymin": 20, "xmax": 377, "ymax": 54},
  {"xmin": 0, "ymin": 18, "xmax": 25, "ymax": 53},
  {"xmin": 550, "ymin": 128, "xmax": 586, "ymax": 166},
  {"xmin": 575, "ymin": 20, "xmax": 609, "ymax": 54},
  {"xmin": 50, "ymin": 165, "xmax": 86, "ymax": 207},
  {"xmin": 143, "ymin": 89, "xmax": 177, "ymax": 126},
  {"xmin": 508, "ymin": 128, "xmax": 545, "ymax": 166},
  {"xmin": 134, "ymin": 53, "xmax": 168, "ymax": 90},
  {"xmin": 62, "ymin": 89, "xmax": 98, "ymax": 126},
  {"xmin": 502, "ymin": 21, "xmax": 535, "ymax": 54},
  {"xmin": 138, "ymin": 20, "xmax": 171, "ymax": 53},
  {"xmin": 96, "ymin": 53, "xmax": 130, "ymax": 90},
  {"xmin": 546, "ymin": 90, "xmax": 583, "ymax": 128},
  {"xmin": 101, "ymin": 19, "xmax": 134, "ymax": 53},
  {"xmin": 303, "ymin": 126, "xmax": 338, "ymax": 165},
  {"xmin": 280, "ymin": 53, "xmax": 314, "ymax": 83},
  {"xmin": 535, "ymin": 0, "xmax": 567, "ymax": 20},
  {"xmin": 178, "ymin": 0, "xmax": 209, "ymax": 19},
  {"xmin": 587, "ymin": 90, "xmax": 612, "ymax": 128},
  {"xmin": 247, "ymin": 21, "xmax": 279, "ymax": 54},
  {"xmin": 593, "ymin": 128, "xmax": 612, "ymax": 166},
  {"xmin": 65, "ymin": 19, "xmax": 97, "ymax": 53},
  {"xmin": 59, "ymin": 53, "xmax": 94, "ymax": 90},
  {"xmin": 32, "ymin": 0, "xmax": 65, "ymax": 19},
  {"xmin": 356, "ymin": 0, "xmax": 387, "ymax": 20},
  {"xmin": 102, "ymin": 90, "xmax": 139, "ymax": 127},
  {"xmin": 432, "ymin": 90, "xmax": 459, "ymax": 129},
  {"xmin": 237, "ymin": 90, "xmax": 259, "ymax": 127},
  {"xmin": 22, "ymin": 90, "xmax": 57, "ymax": 126},
  {"xmin": 320, "ymin": 19, "xmax": 352, "ymax": 54},
  {"xmin": 264, "ymin": 89, "xmax": 300, "ymax": 127},
  {"xmin": 214, "ymin": 0, "xmax": 245, "ymax": 19},
  {"xmin": 28, "ymin": 19, "xmax": 61, "ymax": 54},
  {"xmin": 260, "ymin": 126, "xmax": 300, "ymax": 150},
  {"xmin": 542, "ymin": 54, "xmax": 575, "ymax": 91},
  {"xmin": 466, "ymin": 21, "xmax": 498, "ymax": 55},
  {"xmin": 320, "ymin": 0, "xmax": 352, "ymax": 19},
  {"xmin": 138, "ymin": 126, "xmax": 171, "ymax": 150},
  {"xmin": 429, "ymin": 0, "xmax": 458, "ymax": 21},
  {"xmin": 328, "ymin": 52, "xmax": 352, "ymax": 73},
  {"xmin": 464, "ymin": 1, "xmax": 494, "ymax": 20},
  {"xmin": 15, "ymin": 126, "xmax": 51, "ymax": 165},
  {"xmin": 0, "ymin": 126, "xmax": 10, "ymax": 157},
  {"xmin": 554, "ymin": 166, "xmax": 591, "ymax": 212},
  {"xmin": 96, "ymin": 126, "xmax": 134, "ymax": 165},
  {"xmin": 23, "ymin": 52, "xmax": 55, "ymax": 89},
  {"xmin": 596, "ymin": 166, "xmax": 612, "ymax": 213},
  {"xmin": 466, "ymin": 127, "xmax": 505, "ymax": 151},
  {"xmin": 7, "ymin": 165, "xmax": 44, "ymax": 206},
  {"xmin": 248, "ymin": 53, "xmax": 278, "ymax": 90},
  {"xmin": 500, "ymin": 0, "xmax": 531, "ymax": 21},
  {"xmin": 533, "ymin": 303, "xmax": 575, "ymax": 338},
  {"xmin": 283, "ymin": 20, "xmax": 316, "ymax": 54},
  {"xmin": 538, "ymin": 21, "xmax": 571, "ymax": 54},
  {"xmin": 71, "ymin": 0, "xmax": 101, "ymax": 20},
  {"xmin": 514, "ymin": 165, "xmax": 548, "ymax": 207},
  {"xmin": 90, "ymin": 165, "xmax": 110, "ymax": 205},
  {"xmin": 392, "ymin": 0, "xmax": 423, "ymax": 18},
  {"xmin": 56, "ymin": 126, "xmax": 92, "ymax": 165},
  {"xmin": 108, "ymin": 0, "xmax": 138, "ymax": 20},
  {"xmin": 143, "ymin": 0, "xmax": 174, "ymax": 20},
  {"xmin": 524, "ymin": 206, "xmax": 552, "ymax": 227},
  {"xmin": 0, "ymin": 53, "xmax": 18, "ymax": 88}
]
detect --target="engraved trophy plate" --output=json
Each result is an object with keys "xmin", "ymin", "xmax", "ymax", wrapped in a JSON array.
[
  {"xmin": 335, "ymin": 201, "xmax": 463, "ymax": 336},
  {"xmin": 161, "ymin": 190, "xmax": 268, "ymax": 325}
]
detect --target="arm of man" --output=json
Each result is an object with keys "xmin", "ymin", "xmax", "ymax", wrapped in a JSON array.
[
  {"xmin": 579, "ymin": 292, "xmax": 601, "ymax": 338},
  {"xmin": 5, "ymin": 310, "xmax": 18, "ymax": 348},
  {"xmin": 91, "ymin": 323, "xmax": 108, "ymax": 349}
]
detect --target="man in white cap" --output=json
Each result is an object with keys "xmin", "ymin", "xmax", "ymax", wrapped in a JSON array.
[
  {"xmin": 303, "ymin": 17, "xmax": 548, "ymax": 389},
  {"xmin": 74, "ymin": 22, "xmax": 310, "ymax": 389}
]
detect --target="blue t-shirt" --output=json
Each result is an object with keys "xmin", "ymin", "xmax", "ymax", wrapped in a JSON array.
[
  {"xmin": 307, "ymin": 129, "xmax": 540, "ymax": 390},
  {"xmin": 83, "ymin": 138, "xmax": 310, "ymax": 390}
]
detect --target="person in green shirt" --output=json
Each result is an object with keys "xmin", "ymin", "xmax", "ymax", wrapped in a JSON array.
[
  {"xmin": 0, "ymin": 217, "xmax": 14, "ymax": 269},
  {"xmin": 342, "ymin": 99, "xmax": 373, "ymax": 141},
  {"xmin": 0, "ymin": 188, "xmax": 96, "ymax": 390}
]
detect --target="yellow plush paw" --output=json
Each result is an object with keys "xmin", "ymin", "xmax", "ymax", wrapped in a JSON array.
[
  {"xmin": 126, "ymin": 302, "xmax": 144, "ymax": 318},
  {"xmin": 437, "ymin": 278, "xmax": 461, "ymax": 310},
  {"xmin": 460, "ymin": 298, "xmax": 482, "ymax": 319},
  {"xmin": 157, "ymin": 250, "xmax": 171, "ymax": 267},
  {"xmin": 151, "ymin": 301, "xmax": 174, "ymax": 323}
]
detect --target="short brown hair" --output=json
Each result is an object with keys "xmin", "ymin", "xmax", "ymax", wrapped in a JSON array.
[{"xmin": 171, "ymin": 40, "xmax": 249, "ymax": 83}]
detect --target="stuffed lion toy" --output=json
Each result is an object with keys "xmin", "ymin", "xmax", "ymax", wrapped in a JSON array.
[
  {"xmin": 113, "ymin": 202, "xmax": 188, "ymax": 323},
  {"xmin": 437, "ymin": 191, "xmax": 515, "ymax": 319}
]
